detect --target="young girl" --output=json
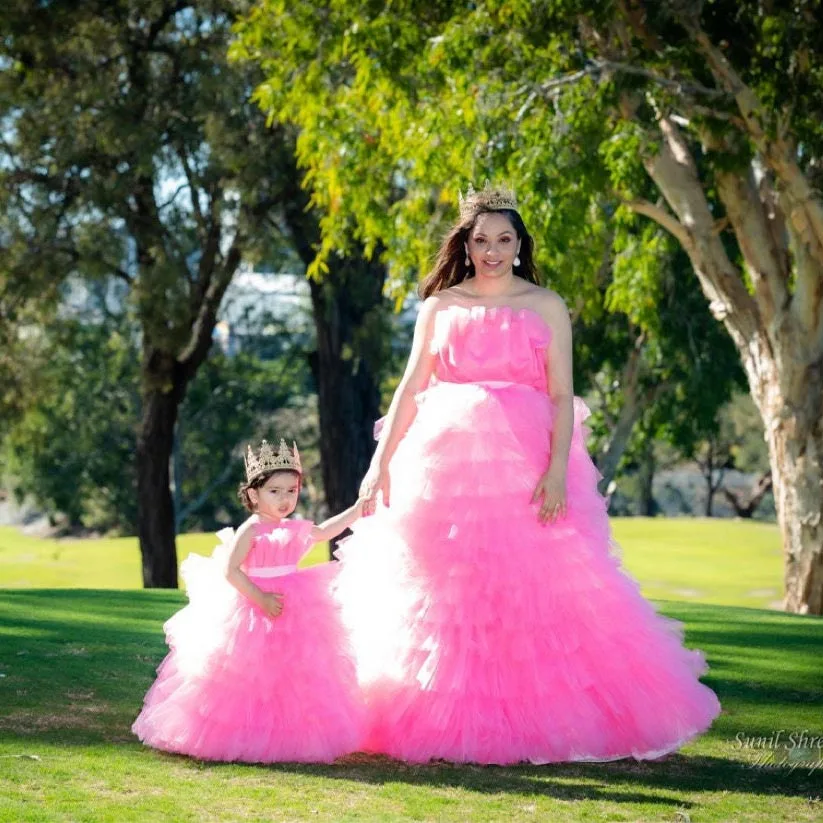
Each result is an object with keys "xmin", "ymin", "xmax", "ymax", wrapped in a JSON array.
[{"xmin": 132, "ymin": 438, "xmax": 366, "ymax": 763}]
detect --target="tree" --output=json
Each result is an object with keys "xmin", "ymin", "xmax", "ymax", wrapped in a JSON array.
[
  {"xmin": 174, "ymin": 318, "xmax": 314, "ymax": 533},
  {"xmin": 1, "ymin": 1, "xmax": 306, "ymax": 585},
  {"xmin": 712, "ymin": 390, "xmax": 774, "ymax": 520},
  {"xmin": 234, "ymin": 0, "xmax": 823, "ymax": 613},
  {"xmin": 2, "ymin": 289, "xmax": 324, "ymax": 540},
  {"xmin": 3, "ymin": 316, "xmax": 140, "ymax": 533},
  {"xmin": 694, "ymin": 432, "xmax": 732, "ymax": 518},
  {"xmin": 577, "ymin": 242, "xmax": 746, "ymax": 493},
  {"xmin": 259, "ymin": 151, "xmax": 389, "ymax": 540},
  {"xmin": 723, "ymin": 472, "xmax": 773, "ymax": 520}
]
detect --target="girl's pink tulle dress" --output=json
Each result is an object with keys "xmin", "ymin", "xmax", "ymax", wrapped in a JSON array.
[
  {"xmin": 132, "ymin": 518, "xmax": 365, "ymax": 762},
  {"xmin": 334, "ymin": 304, "xmax": 721, "ymax": 765}
]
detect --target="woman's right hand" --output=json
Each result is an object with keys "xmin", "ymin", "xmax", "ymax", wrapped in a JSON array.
[
  {"xmin": 258, "ymin": 591, "xmax": 284, "ymax": 618},
  {"xmin": 359, "ymin": 464, "xmax": 391, "ymax": 516}
]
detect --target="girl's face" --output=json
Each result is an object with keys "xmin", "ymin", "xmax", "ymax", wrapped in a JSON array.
[
  {"xmin": 465, "ymin": 212, "xmax": 521, "ymax": 280},
  {"xmin": 250, "ymin": 472, "xmax": 300, "ymax": 520}
]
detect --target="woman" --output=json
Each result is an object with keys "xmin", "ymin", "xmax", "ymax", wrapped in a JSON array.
[{"xmin": 334, "ymin": 183, "xmax": 721, "ymax": 765}]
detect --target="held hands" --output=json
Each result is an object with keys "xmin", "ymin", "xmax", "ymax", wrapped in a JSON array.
[
  {"xmin": 258, "ymin": 591, "xmax": 284, "ymax": 618},
  {"xmin": 359, "ymin": 464, "xmax": 390, "ymax": 517},
  {"xmin": 531, "ymin": 466, "xmax": 567, "ymax": 524},
  {"xmin": 353, "ymin": 495, "xmax": 369, "ymax": 519}
]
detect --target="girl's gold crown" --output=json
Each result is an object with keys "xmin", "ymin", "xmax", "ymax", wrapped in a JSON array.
[
  {"xmin": 458, "ymin": 180, "xmax": 518, "ymax": 219},
  {"xmin": 244, "ymin": 438, "xmax": 302, "ymax": 483}
]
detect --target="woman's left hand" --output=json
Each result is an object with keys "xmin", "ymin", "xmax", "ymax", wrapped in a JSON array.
[
  {"xmin": 359, "ymin": 464, "xmax": 390, "ymax": 517},
  {"xmin": 531, "ymin": 467, "xmax": 567, "ymax": 524}
]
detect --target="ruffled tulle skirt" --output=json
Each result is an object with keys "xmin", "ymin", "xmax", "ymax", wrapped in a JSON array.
[
  {"xmin": 334, "ymin": 380, "xmax": 721, "ymax": 764},
  {"xmin": 132, "ymin": 534, "xmax": 365, "ymax": 763}
]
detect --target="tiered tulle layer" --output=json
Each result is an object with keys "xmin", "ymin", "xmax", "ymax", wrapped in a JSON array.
[
  {"xmin": 132, "ymin": 550, "xmax": 365, "ymax": 763},
  {"xmin": 334, "ymin": 381, "xmax": 721, "ymax": 765}
]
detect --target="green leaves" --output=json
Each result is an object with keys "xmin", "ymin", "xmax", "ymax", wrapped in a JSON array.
[
  {"xmin": 608, "ymin": 215, "xmax": 670, "ymax": 331},
  {"xmin": 233, "ymin": 0, "xmax": 763, "ymax": 484},
  {"xmin": 3, "ymin": 319, "xmax": 140, "ymax": 532},
  {"xmin": 235, "ymin": 1, "xmax": 613, "ymax": 300}
]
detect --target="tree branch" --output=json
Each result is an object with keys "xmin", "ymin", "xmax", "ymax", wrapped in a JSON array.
[
  {"xmin": 592, "ymin": 373, "xmax": 616, "ymax": 429},
  {"xmin": 675, "ymin": 104, "xmax": 746, "ymax": 130},
  {"xmin": 688, "ymin": 27, "xmax": 823, "ymax": 277},
  {"xmin": 175, "ymin": 146, "xmax": 206, "ymax": 234},
  {"xmin": 190, "ymin": 182, "xmax": 223, "ymax": 314},
  {"xmin": 624, "ymin": 198, "xmax": 691, "ymax": 249},
  {"xmin": 641, "ymin": 113, "xmax": 761, "ymax": 345},
  {"xmin": 112, "ymin": 266, "xmax": 133, "ymax": 285},
  {"xmin": 540, "ymin": 58, "xmax": 731, "ymax": 103},
  {"xmin": 144, "ymin": 1, "xmax": 191, "ymax": 50},
  {"xmin": 178, "ymin": 199, "xmax": 246, "ymax": 378},
  {"xmin": 721, "ymin": 470, "xmax": 772, "ymax": 518},
  {"xmin": 157, "ymin": 181, "xmax": 191, "ymax": 212},
  {"xmin": 711, "ymin": 158, "xmax": 790, "ymax": 327},
  {"xmin": 175, "ymin": 460, "xmax": 234, "ymax": 532}
]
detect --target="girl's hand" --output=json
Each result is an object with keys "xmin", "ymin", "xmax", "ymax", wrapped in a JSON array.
[
  {"xmin": 359, "ymin": 465, "xmax": 390, "ymax": 517},
  {"xmin": 258, "ymin": 591, "xmax": 284, "ymax": 618},
  {"xmin": 531, "ymin": 467, "xmax": 567, "ymax": 524},
  {"xmin": 353, "ymin": 496, "xmax": 369, "ymax": 519}
]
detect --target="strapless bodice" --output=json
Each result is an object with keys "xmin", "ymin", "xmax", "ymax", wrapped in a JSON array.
[
  {"xmin": 244, "ymin": 518, "xmax": 314, "ymax": 571},
  {"xmin": 428, "ymin": 304, "xmax": 551, "ymax": 392}
]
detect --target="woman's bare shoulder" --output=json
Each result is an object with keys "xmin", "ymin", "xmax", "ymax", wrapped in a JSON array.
[
  {"xmin": 418, "ymin": 292, "xmax": 451, "ymax": 320},
  {"xmin": 532, "ymin": 286, "xmax": 568, "ymax": 313},
  {"xmin": 527, "ymin": 287, "xmax": 570, "ymax": 333},
  {"xmin": 433, "ymin": 285, "xmax": 467, "ymax": 305},
  {"xmin": 420, "ymin": 288, "xmax": 468, "ymax": 319}
]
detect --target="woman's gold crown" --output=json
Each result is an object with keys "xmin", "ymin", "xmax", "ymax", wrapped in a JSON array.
[
  {"xmin": 244, "ymin": 438, "xmax": 302, "ymax": 482},
  {"xmin": 458, "ymin": 180, "xmax": 518, "ymax": 219}
]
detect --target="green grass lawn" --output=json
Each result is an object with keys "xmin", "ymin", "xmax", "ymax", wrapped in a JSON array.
[
  {"xmin": 611, "ymin": 518, "xmax": 784, "ymax": 610},
  {"xmin": 1, "ymin": 590, "xmax": 820, "ymax": 822},
  {"xmin": 0, "ymin": 526, "xmax": 330, "ymax": 590},
  {"xmin": 1, "ymin": 518, "xmax": 820, "ymax": 822},
  {"xmin": 0, "ymin": 517, "xmax": 784, "ymax": 609}
]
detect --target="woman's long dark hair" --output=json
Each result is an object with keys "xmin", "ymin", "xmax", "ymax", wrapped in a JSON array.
[{"xmin": 418, "ymin": 208, "xmax": 540, "ymax": 299}]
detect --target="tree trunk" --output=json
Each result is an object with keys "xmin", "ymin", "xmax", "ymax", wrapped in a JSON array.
[
  {"xmin": 722, "ymin": 471, "xmax": 772, "ymax": 519},
  {"xmin": 596, "ymin": 392, "xmax": 641, "ymax": 495},
  {"xmin": 136, "ymin": 360, "xmax": 187, "ymax": 587},
  {"xmin": 705, "ymin": 474, "xmax": 714, "ymax": 517},
  {"xmin": 759, "ymin": 371, "xmax": 823, "ymax": 615},
  {"xmin": 595, "ymin": 332, "xmax": 662, "ymax": 494},
  {"xmin": 638, "ymin": 439, "xmax": 656, "ymax": 517},
  {"xmin": 626, "ymin": 107, "xmax": 823, "ymax": 613},
  {"xmin": 279, "ymin": 159, "xmax": 387, "ymax": 539},
  {"xmin": 700, "ymin": 445, "xmax": 717, "ymax": 517},
  {"xmin": 308, "ymin": 259, "xmax": 387, "ymax": 538}
]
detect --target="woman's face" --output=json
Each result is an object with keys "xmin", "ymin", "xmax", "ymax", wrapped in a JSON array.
[
  {"xmin": 250, "ymin": 471, "xmax": 300, "ymax": 519},
  {"xmin": 465, "ymin": 212, "xmax": 521, "ymax": 280}
]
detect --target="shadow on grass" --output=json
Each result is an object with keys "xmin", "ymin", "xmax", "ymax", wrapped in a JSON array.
[
  {"xmin": 0, "ymin": 588, "xmax": 184, "ymax": 628},
  {"xmin": 0, "ymin": 589, "xmax": 184, "ymax": 709},
  {"xmin": 2, "ymin": 589, "xmax": 821, "ymax": 808},
  {"xmin": 132, "ymin": 749, "xmax": 820, "ymax": 807}
]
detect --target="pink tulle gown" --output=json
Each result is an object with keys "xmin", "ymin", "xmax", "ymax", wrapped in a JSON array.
[
  {"xmin": 132, "ymin": 519, "xmax": 365, "ymax": 762},
  {"xmin": 334, "ymin": 304, "xmax": 721, "ymax": 765}
]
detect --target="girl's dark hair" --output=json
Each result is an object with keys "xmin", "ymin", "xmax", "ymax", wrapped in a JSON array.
[
  {"xmin": 237, "ymin": 469, "xmax": 301, "ymax": 513},
  {"xmin": 418, "ymin": 207, "xmax": 540, "ymax": 299}
]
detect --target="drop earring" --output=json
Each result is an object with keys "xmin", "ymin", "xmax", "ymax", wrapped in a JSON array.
[
  {"xmin": 465, "ymin": 254, "xmax": 471, "ymax": 267},
  {"xmin": 514, "ymin": 254, "xmax": 521, "ymax": 267}
]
